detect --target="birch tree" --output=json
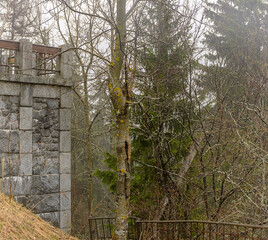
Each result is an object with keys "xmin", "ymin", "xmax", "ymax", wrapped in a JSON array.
[{"xmin": 108, "ymin": 0, "xmax": 131, "ymax": 239}]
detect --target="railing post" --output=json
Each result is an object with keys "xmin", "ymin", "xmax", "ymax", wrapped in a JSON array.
[
  {"xmin": 0, "ymin": 54, "xmax": 8, "ymax": 73},
  {"xmin": 59, "ymin": 44, "xmax": 72, "ymax": 79},
  {"xmin": 19, "ymin": 39, "xmax": 32, "ymax": 75}
]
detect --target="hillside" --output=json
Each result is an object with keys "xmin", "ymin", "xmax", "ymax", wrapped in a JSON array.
[{"xmin": 0, "ymin": 193, "xmax": 77, "ymax": 240}]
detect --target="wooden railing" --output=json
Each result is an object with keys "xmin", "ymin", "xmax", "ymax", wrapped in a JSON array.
[
  {"xmin": 0, "ymin": 39, "xmax": 60, "ymax": 54},
  {"xmin": 0, "ymin": 40, "xmax": 19, "ymax": 73},
  {"xmin": 0, "ymin": 39, "xmax": 71, "ymax": 77},
  {"xmin": 88, "ymin": 217, "xmax": 268, "ymax": 240}
]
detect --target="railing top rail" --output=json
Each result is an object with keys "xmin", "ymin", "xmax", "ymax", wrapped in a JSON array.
[
  {"xmin": 0, "ymin": 39, "xmax": 19, "ymax": 50},
  {"xmin": 0, "ymin": 39, "xmax": 61, "ymax": 55},
  {"xmin": 136, "ymin": 219, "xmax": 268, "ymax": 229},
  {"xmin": 32, "ymin": 44, "xmax": 61, "ymax": 55},
  {"xmin": 89, "ymin": 217, "xmax": 116, "ymax": 220},
  {"xmin": 89, "ymin": 216, "xmax": 139, "ymax": 220}
]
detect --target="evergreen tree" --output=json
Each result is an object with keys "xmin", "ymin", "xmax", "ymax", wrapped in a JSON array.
[
  {"xmin": 200, "ymin": 0, "xmax": 268, "ymax": 223},
  {"xmin": 131, "ymin": 0, "xmax": 200, "ymax": 220},
  {"xmin": 204, "ymin": 0, "xmax": 268, "ymax": 104}
]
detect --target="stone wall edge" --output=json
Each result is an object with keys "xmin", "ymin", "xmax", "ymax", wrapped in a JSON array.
[{"xmin": 0, "ymin": 73, "xmax": 72, "ymax": 87}]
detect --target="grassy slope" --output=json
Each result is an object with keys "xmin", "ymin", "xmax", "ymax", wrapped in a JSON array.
[{"xmin": 0, "ymin": 193, "xmax": 77, "ymax": 240}]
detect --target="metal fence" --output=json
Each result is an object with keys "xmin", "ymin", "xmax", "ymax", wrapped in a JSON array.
[
  {"xmin": 89, "ymin": 217, "xmax": 138, "ymax": 240},
  {"xmin": 88, "ymin": 218, "xmax": 268, "ymax": 240},
  {"xmin": 136, "ymin": 220, "xmax": 268, "ymax": 240}
]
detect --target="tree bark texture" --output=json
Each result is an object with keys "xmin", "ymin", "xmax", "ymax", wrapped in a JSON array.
[
  {"xmin": 83, "ymin": 77, "xmax": 93, "ymax": 215},
  {"xmin": 109, "ymin": 1, "xmax": 131, "ymax": 239}
]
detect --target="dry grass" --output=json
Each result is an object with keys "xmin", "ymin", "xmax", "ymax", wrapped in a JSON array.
[{"xmin": 0, "ymin": 193, "xmax": 78, "ymax": 240}]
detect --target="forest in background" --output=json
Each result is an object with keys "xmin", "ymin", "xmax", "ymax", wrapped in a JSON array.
[{"xmin": 0, "ymin": 0, "xmax": 267, "ymax": 239}]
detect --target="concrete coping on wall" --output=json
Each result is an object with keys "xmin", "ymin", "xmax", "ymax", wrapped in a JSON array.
[{"xmin": 0, "ymin": 73, "xmax": 72, "ymax": 87}]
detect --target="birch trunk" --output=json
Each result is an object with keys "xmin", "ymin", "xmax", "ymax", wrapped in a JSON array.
[
  {"xmin": 109, "ymin": 1, "xmax": 130, "ymax": 239},
  {"xmin": 83, "ymin": 76, "xmax": 93, "ymax": 215}
]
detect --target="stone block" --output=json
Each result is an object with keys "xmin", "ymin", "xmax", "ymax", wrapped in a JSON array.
[
  {"xmin": 0, "ymin": 73, "xmax": 72, "ymax": 87},
  {"xmin": 32, "ymin": 174, "xmax": 59, "ymax": 195},
  {"xmin": 60, "ymin": 109, "xmax": 71, "ymax": 130},
  {"xmin": 0, "ymin": 130, "xmax": 19, "ymax": 153},
  {"xmin": 60, "ymin": 87, "xmax": 72, "ymax": 108},
  {"xmin": 0, "ymin": 116, "xmax": 6, "ymax": 129},
  {"xmin": 0, "ymin": 96, "xmax": 19, "ymax": 130},
  {"xmin": 0, "ymin": 179, "xmax": 4, "ymax": 192},
  {"xmin": 60, "ymin": 174, "xmax": 71, "ymax": 192},
  {"xmin": 14, "ymin": 195, "xmax": 27, "ymax": 206},
  {"xmin": 60, "ymin": 45, "xmax": 72, "ymax": 79},
  {"xmin": 0, "ymin": 82, "xmax": 20, "ymax": 96},
  {"xmin": 10, "ymin": 96, "xmax": 19, "ymax": 104},
  {"xmin": 0, "ymin": 95, "xmax": 19, "ymax": 116},
  {"xmin": 32, "ymin": 133, "xmax": 41, "ymax": 143},
  {"xmin": 3, "ymin": 176, "xmax": 32, "ymax": 196},
  {"xmin": 48, "ymin": 143, "xmax": 59, "ymax": 151},
  {"xmin": 61, "ymin": 228, "xmax": 71, "ymax": 234},
  {"xmin": 0, "ymin": 96, "xmax": 7, "ymax": 110},
  {"xmin": 47, "ymin": 99, "xmax": 59, "ymax": 110},
  {"xmin": 0, "ymin": 153, "xmax": 32, "ymax": 177},
  {"xmin": 60, "ymin": 131, "xmax": 71, "ymax": 152},
  {"xmin": 33, "ymin": 85, "xmax": 60, "ymax": 99},
  {"xmin": 19, "ymin": 39, "xmax": 32, "ymax": 75},
  {"xmin": 20, "ymin": 131, "xmax": 32, "ymax": 154},
  {"xmin": 37, "ymin": 212, "xmax": 60, "ymax": 228},
  {"xmin": 9, "ymin": 113, "xmax": 19, "ymax": 130},
  {"xmin": 27, "ymin": 194, "xmax": 60, "ymax": 213},
  {"xmin": 60, "ymin": 192, "xmax": 71, "ymax": 211},
  {"xmin": 32, "ymin": 154, "xmax": 59, "ymax": 175},
  {"xmin": 0, "ymin": 154, "xmax": 21, "ymax": 177},
  {"xmin": 20, "ymin": 84, "xmax": 33, "ymax": 106},
  {"xmin": 0, "ymin": 156, "xmax": 2, "ymax": 178},
  {"xmin": 60, "ymin": 153, "xmax": 71, "ymax": 174},
  {"xmin": 19, "ymin": 154, "xmax": 32, "ymax": 176},
  {"xmin": 20, "ymin": 107, "xmax": 32, "ymax": 130},
  {"xmin": 60, "ymin": 210, "xmax": 71, "ymax": 229}
]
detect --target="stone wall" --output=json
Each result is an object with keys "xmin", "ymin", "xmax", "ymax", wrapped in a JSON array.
[{"xmin": 0, "ymin": 41, "xmax": 72, "ymax": 233}]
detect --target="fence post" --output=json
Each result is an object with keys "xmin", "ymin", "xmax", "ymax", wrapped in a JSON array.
[
  {"xmin": 136, "ymin": 221, "xmax": 141, "ymax": 240},
  {"xmin": 89, "ymin": 218, "xmax": 94, "ymax": 240},
  {"xmin": 19, "ymin": 39, "xmax": 32, "ymax": 75}
]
